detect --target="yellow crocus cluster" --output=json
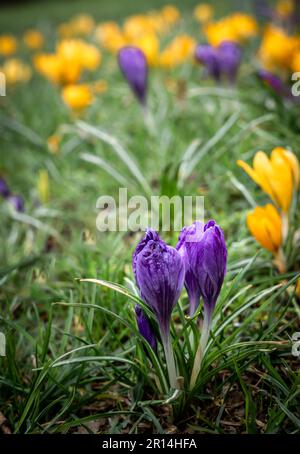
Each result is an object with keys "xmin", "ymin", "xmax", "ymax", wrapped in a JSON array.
[
  {"xmin": 94, "ymin": 22, "xmax": 127, "ymax": 54},
  {"xmin": 204, "ymin": 13, "xmax": 258, "ymax": 47},
  {"xmin": 194, "ymin": 4, "xmax": 214, "ymax": 24},
  {"xmin": 0, "ymin": 34, "xmax": 17, "ymax": 56},
  {"xmin": 238, "ymin": 147, "xmax": 299, "ymax": 213},
  {"xmin": 94, "ymin": 5, "xmax": 181, "ymax": 65},
  {"xmin": 34, "ymin": 39, "xmax": 101, "ymax": 85},
  {"xmin": 58, "ymin": 14, "xmax": 95, "ymax": 38},
  {"xmin": 238, "ymin": 148, "xmax": 300, "ymax": 268},
  {"xmin": 1, "ymin": 58, "xmax": 31, "ymax": 85},
  {"xmin": 23, "ymin": 29, "xmax": 44, "ymax": 50},
  {"xmin": 259, "ymin": 25, "xmax": 299, "ymax": 71},
  {"xmin": 159, "ymin": 35, "xmax": 196, "ymax": 68}
]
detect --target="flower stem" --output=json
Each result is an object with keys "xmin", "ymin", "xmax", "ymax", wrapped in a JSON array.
[
  {"xmin": 281, "ymin": 212, "xmax": 289, "ymax": 242},
  {"xmin": 273, "ymin": 248, "xmax": 287, "ymax": 274},
  {"xmin": 190, "ymin": 308, "xmax": 212, "ymax": 390},
  {"xmin": 162, "ymin": 333, "xmax": 178, "ymax": 390}
]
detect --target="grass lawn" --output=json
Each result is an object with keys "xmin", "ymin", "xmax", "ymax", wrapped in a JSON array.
[{"xmin": 0, "ymin": 0, "xmax": 299, "ymax": 435}]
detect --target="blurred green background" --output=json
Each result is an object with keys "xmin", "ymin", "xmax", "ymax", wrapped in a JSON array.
[{"xmin": 1, "ymin": 0, "xmax": 256, "ymax": 33}]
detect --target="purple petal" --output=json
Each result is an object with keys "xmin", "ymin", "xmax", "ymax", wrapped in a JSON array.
[
  {"xmin": 0, "ymin": 177, "xmax": 10, "ymax": 198},
  {"xmin": 133, "ymin": 229, "xmax": 185, "ymax": 334},
  {"xmin": 135, "ymin": 304, "xmax": 157, "ymax": 351},
  {"xmin": 195, "ymin": 44, "xmax": 221, "ymax": 81},
  {"xmin": 8, "ymin": 195, "xmax": 25, "ymax": 212}
]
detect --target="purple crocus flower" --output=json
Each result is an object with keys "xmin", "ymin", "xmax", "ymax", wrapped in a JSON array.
[
  {"xmin": 177, "ymin": 220, "xmax": 227, "ymax": 318},
  {"xmin": 135, "ymin": 304, "xmax": 157, "ymax": 351},
  {"xmin": 0, "ymin": 177, "xmax": 10, "ymax": 198},
  {"xmin": 176, "ymin": 221, "xmax": 204, "ymax": 316},
  {"xmin": 133, "ymin": 229, "xmax": 185, "ymax": 335},
  {"xmin": 133, "ymin": 229, "xmax": 184, "ymax": 389},
  {"xmin": 195, "ymin": 44, "xmax": 221, "ymax": 80},
  {"xmin": 195, "ymin": 41, "xmax": 241, "ymax": 83},
  {"xmin": 183, "ymin": 220, "xmax": 227, "ymax": 389},
  {"xmin": 218, "ymin": 41, "xmax": 241, "ymax": 83},
  {"xmin": 258, "ymin": 69, "xmax": 292, "ymax": 99},
  {"xmin": 8, "ymin": 195, "xmax": 25, "ymax": 212},
  {"xmin": 190, "ymin": 220, "xmax": 227, "ymax": 317},
  {"xmin": 118, "ymin": 46, "xmax": 148, "ymax": 105}
]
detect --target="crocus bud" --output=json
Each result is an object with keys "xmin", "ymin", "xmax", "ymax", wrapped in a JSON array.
[
  {"xmin": 176, "ymin": 221, "xmax": 204, "ymax": 316},
  {"xmin": 0, "ymin": 177, "xmax": 10, "ymax": 198},
  {"xmin": 187, "ymin": 220, "xmax": 227, "ymax": 389},
  {"xmin": 118, "ymin": 46, "xmax": 148, "ymax": 105},
  {"xmin": 8, "ymin": 195, "xmax": 24, "ymax": 212},
  {"xmin": 133, "ymin": 229, "xmax": 185, "ymax": 336},
  {"xmin": 218, "ymin": 41, "xmax": 241, "ymax": 83},
  {"xmin": 193, "ymin": 220, "xmax": 227, "ymax": 316},
  {"xmin": 177, "ymin": 220, "xmax": 227, "ymax": 317},
  {"xmin": 135, "ymin": 304, "xmax": 157, "ymax": 351},
  {"xmin": 195, "ymin": 44, "xmax": 221, "ymax": 80},
  {"xmin": 133, "ymin": 229, "xmax": 185, "ymax": 389}
]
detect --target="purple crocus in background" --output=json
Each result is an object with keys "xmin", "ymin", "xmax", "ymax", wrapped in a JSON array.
[
  {"xmin": 133, "ymin": 229, "xmax": 185, "ymax": 389},
  {"xmin": 195, "ymin": 41, "xmax": 241, "ymax": 83},
  {"xmin": 177, "ymin": 220, "xmax": 227, "ymax": 389},
  {"xmin": 118, "ymin": 46, "xmax": 148, "ymax": 105},
  {"xmin": 0, "ymin": 178, "xmax": 10, "ymax": 198},
  {"xmin": 194, "ymin": 45, "xmax": 221, "ymax": 81},
  {"xmin": 218, "ymin": 41, "xmax": 242, "ymax": 83},
  {"xmin": 8, "ymin": 195, "xmax": 25, "ymax": 212},
  {"xmin": 135, "ymin": 304, "xmax": 157, "ymax": 351},
  {"xmin": 0, "ymin": 177, "xmax": 24, "ymax": 212},
  {"xmin": 258, "ymin": 69, "xmax": 292, "ymax": 99}
]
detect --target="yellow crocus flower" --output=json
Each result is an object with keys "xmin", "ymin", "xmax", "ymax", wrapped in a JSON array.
[
  {"xmin": 133, "ymin": 33, "xmax": 160, "ymax": 66},
  {"xmin": 247, "ymin": 204, "xmax": 282, "ymax": 254},
  {"xmin": 160, "ymin": 5, "xmax": 181, "ymax": 26},
  {"xmin": 61, "ymin": 84, "xmax": 93, "ymax": 110},
  {"xmin": 2, "ymin": 59, "xmax": 31, "ymax": 85},
  {"xmin": 194, "ymin": 4, "xmax": 214, "ymax": 23},
  {"xmin": 276, "ymin": 0, "xmax": 295, "ymax": 18},
  {"xmin": 259, "ymin": 24, "xmax": 298, "ymax": 70},
  {"xmin": 159, "ymin": 35, "xmax": 196, "ymax": 68},
  {"xmin": 23, "ymin": 29, "xmax": 44, "ymax": 50},
  {"xmin": 34, "ymin": 53, "xmax": 64, "ymax": 84},
  {"xmin": 204, "ymin": 13, "xmax": 257, "ymax": 46},
  {"xmin": 0, "ymin": 35, "xmax": 17, "ymax": 56},
  {"xmin": 237, "ymin": 148, "xmax": 300, "ymax": 212},
  {"xmin": 95, "ymin": 22, "xmax": 127, "ymax": 53},
  {"xmin": 292, "ymin": 51, "xmax": 300, "ymax": 72}
]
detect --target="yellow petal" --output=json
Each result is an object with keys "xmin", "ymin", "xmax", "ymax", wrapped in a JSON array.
[{"xmin": 269, "ymin": 149, "xmax": 293, "ymax": 211}]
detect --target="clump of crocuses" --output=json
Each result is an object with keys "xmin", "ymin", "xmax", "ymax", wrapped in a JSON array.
[
  {"xmin": 133, "ymin": 220, "xmax": 227, "ymax": 391},
  {"xmin": 195, "ymin": 40, "xmax": 241, "ymax": 83}
]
